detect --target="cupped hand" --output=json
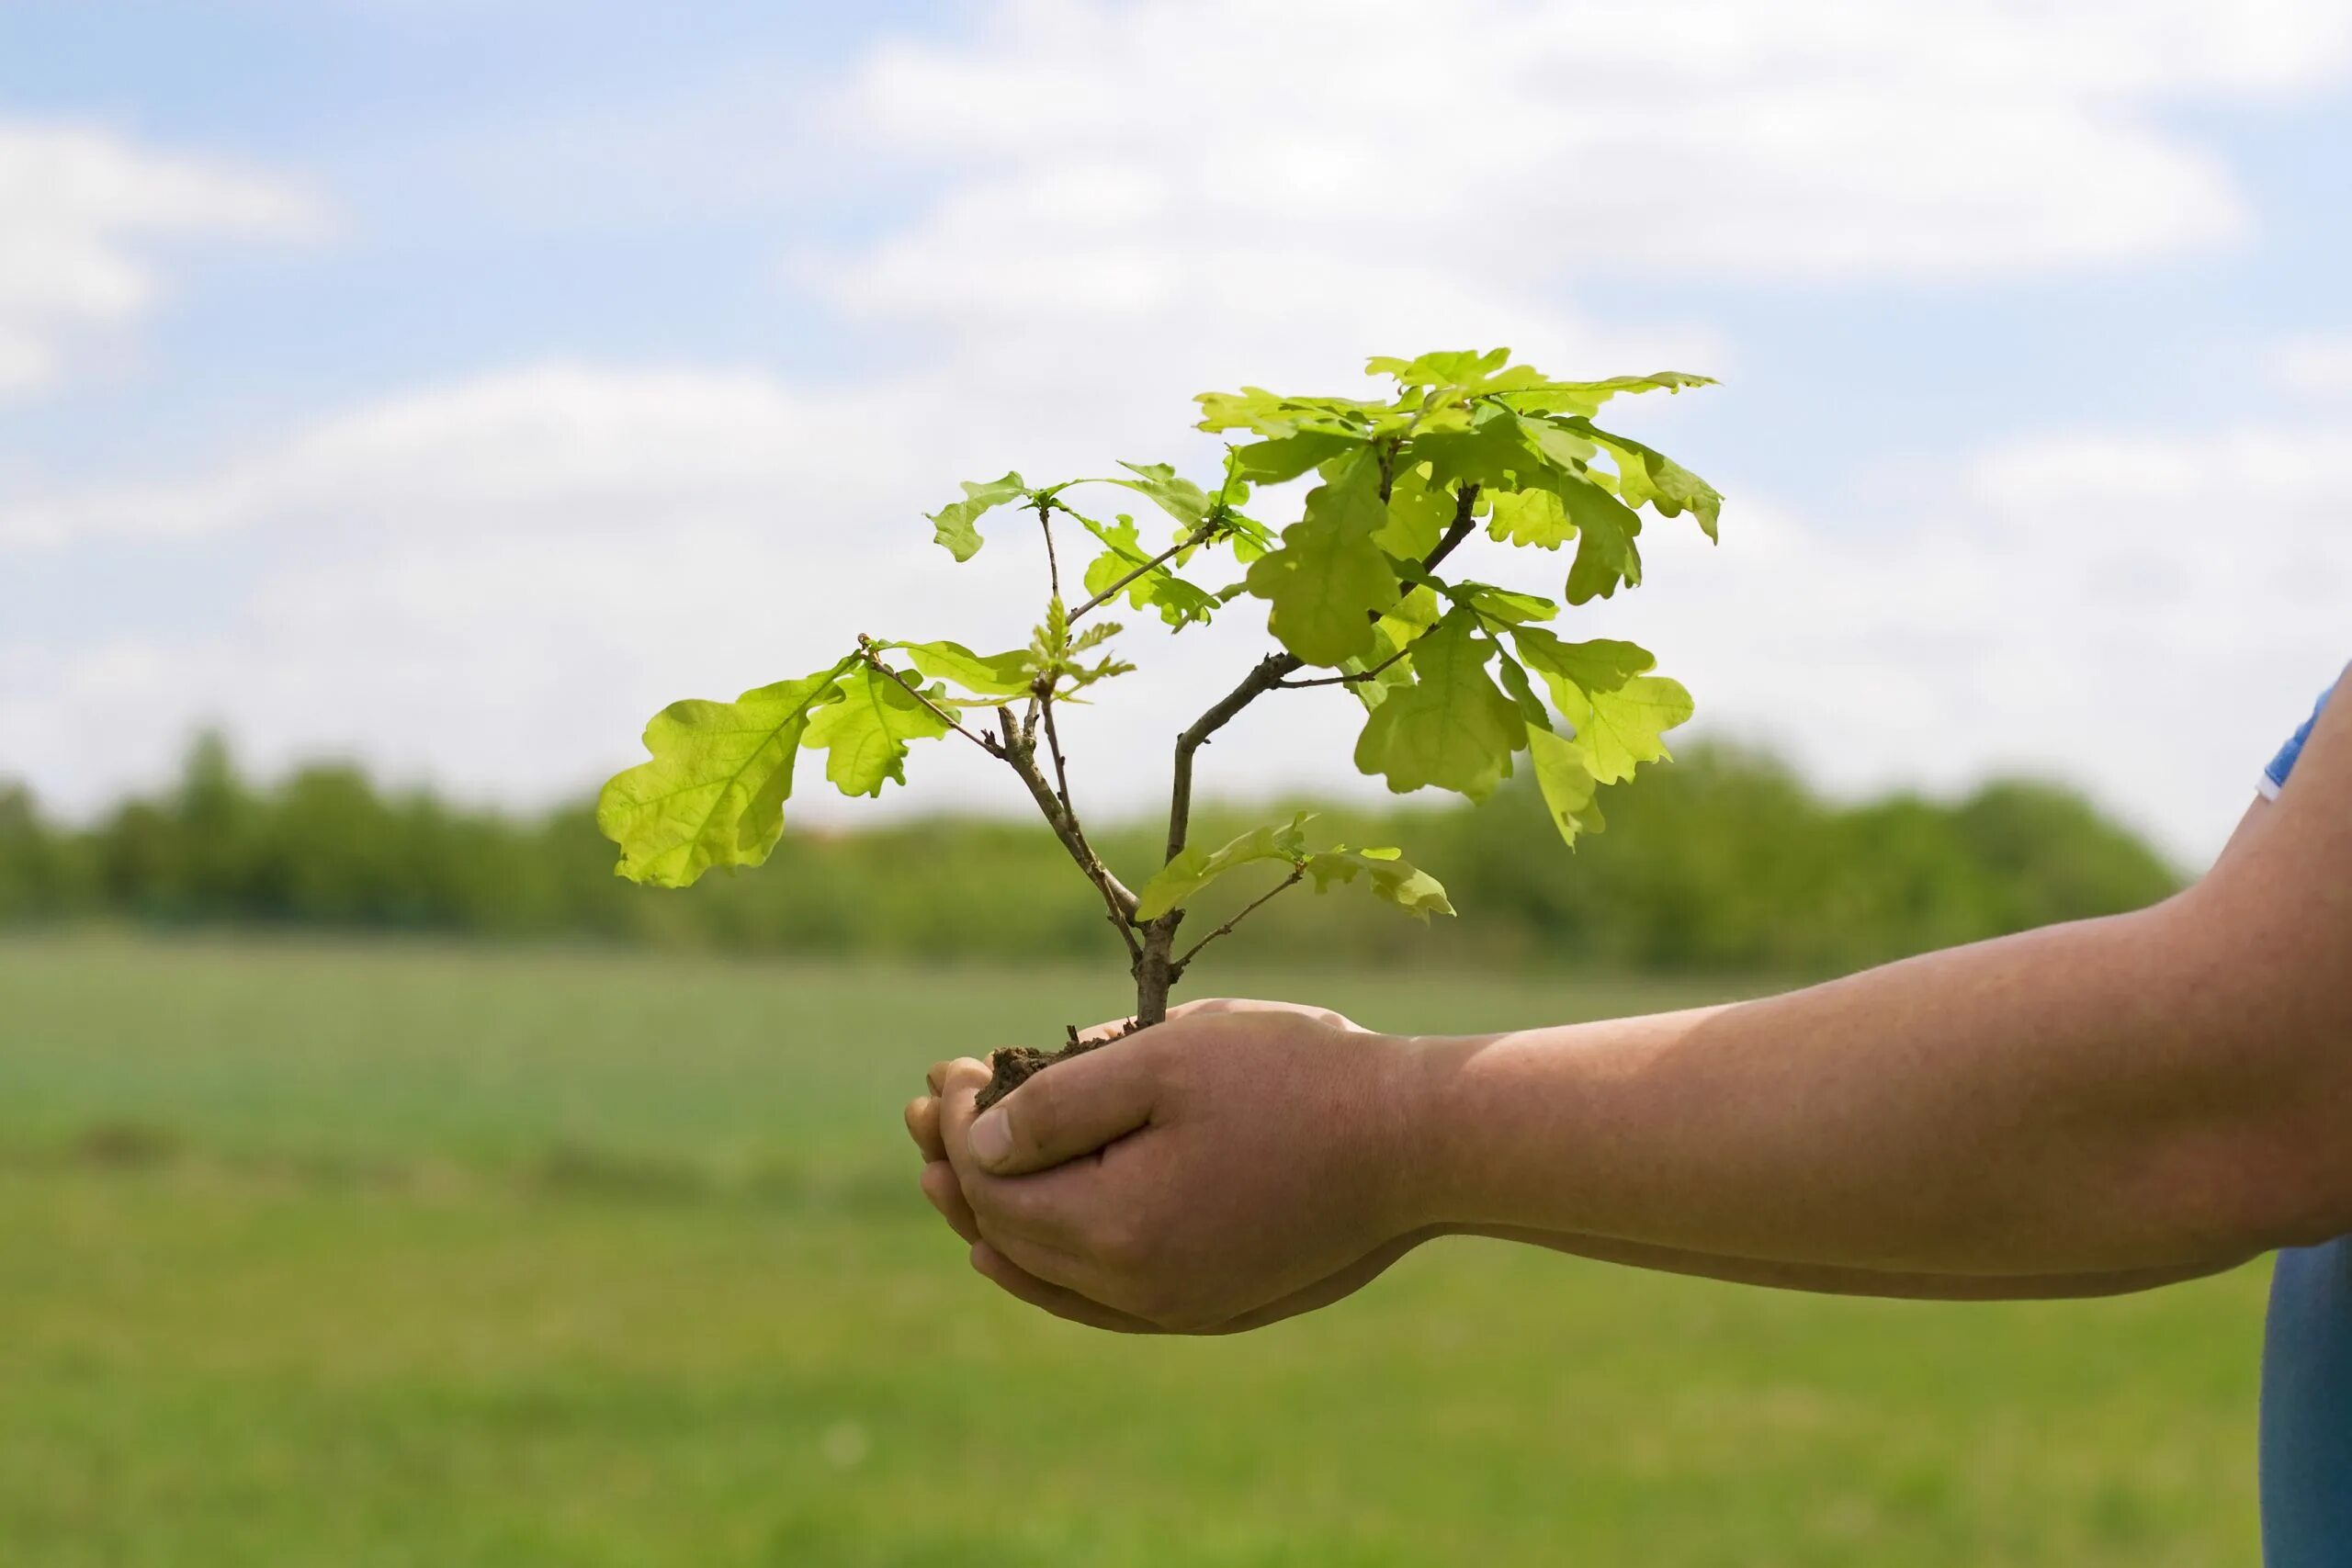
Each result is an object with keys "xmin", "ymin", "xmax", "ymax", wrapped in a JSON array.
[{"xmin": 902, "ymin": 998, "xmax": 1433, "ymax": 1333}]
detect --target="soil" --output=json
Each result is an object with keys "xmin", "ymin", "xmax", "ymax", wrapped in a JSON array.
[{"xmin": 974, "ymin": 1020, "xmax": 1139, "ymax": 1113}]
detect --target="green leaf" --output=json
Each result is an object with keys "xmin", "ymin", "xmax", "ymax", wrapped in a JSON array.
[
  {"xmin": 1107, "ymin": 462, "xmax": 1217, "ymax": 528},
  {"xmin": 926, "ymin": 472, "xmax": 1027, "ymax": 561},
  {"xmin": 1521, "ymin": 415, "xmax": 1599, "ymax": 470},
  {"xmin": 802, "ymin": 663, "xmax": 951, "ymax": 797},
  {"xmin": 1526, "ymin": 725, "xmax": 1607, "ymax": 849},
  {"xmin": 1373, "ymin": 460, "xmax": 1454, "ymax": 558},
  {"xmin": 1555, "ymin": 674, "xmax": 1694, "ymax": 785},
  {"xmin": 902, "ymin": 640, "xmax": 1034, "ymax": 699},
  {"xmin": 1457, "ymin": 582, "xmax": 1558, "ymax": 625},
  {"xmin": 1509, "ymin": 628, "xmax": 1654, "ymax": 697},
  {"xmin": 1135, "ymin": 815, "xmax": 1314, "ymax": 922},
  {"xmin": 1485, "ymin": 486, "xmax": 1575, "ymax": 550},
  {"xmin": 1493, "ymin": 651, "xmax": 1553, "ymax": 726},
  {"xmin": 1366, "ymin": 348, "xmax": 1546, "ymax": 400},
  {"xmin": 1505, "ymin": 372, "xmax": 1717, "ymax": 419},
  {"xmin": 1230, "ymin": 431, "xmax": 1361, "ymax": 486},
  {"xmin": 1077, "ymin": 513, "xmax": 1218, "ymax": 627},
  {"xmin": 1510, "ymin": 631, "xmax": 1685, "ymax": 782},
  {"xmin": 1535, "ymin": 470, "xmax": 1645, "ymax": 603},
  {"xmin": 1408, "ymin": 404, "xmax": 1538, "ymax": 492},
  {"xmin": 1303, "ymin": 846, "xmax": 1455, "ymax": 919},
  {"xmin": 1578, "ymin": 421, "xmax": 1723, "ymax": 541},
  {"xmin": 1196, "ymin": 388, "xmax": 1377, "ymax": 439},
  {"xmin": 1351, "ymin": 608, "xmax": 1522, "ymax": 800},
  {"xmin": 1244, "ymin": 448, "xmax": 1398, "ymax": 667},
  {"xmin": 597, "ymin": 663, "xmax": 850, "ymax": 888}
]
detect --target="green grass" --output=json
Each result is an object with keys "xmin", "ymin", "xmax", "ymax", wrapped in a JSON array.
[{"xmin": 0, "ymin": 935, "xmax": 2266, "ymax": 1564}]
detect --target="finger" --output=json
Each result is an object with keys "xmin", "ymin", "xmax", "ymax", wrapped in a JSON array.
[
  {"xmin": 919, "ymin": 1159, "xmax": 980, "ymax": 1243},
  {"xmin": 935, "ymin": 1057, "xmax": 1012, "ymax": 1202},
  {"xmin": 964, "ymin": 1041, "xmax": 1158, "ymax": 1178},
  {"xmin": 969, "ymin": 1242, "xmax": 1158, "ymax": 1334},
  {"xmin": 904, "ymin": 1095, "xmax": 945, "ymax": 1162},
  {"xmin": 968, "ymin": 1224, "xmax": 1142, "ymax": 1318},
  {"xmin": 925, "ymin": 1061, "xmax": 953, "ymax": 1097},
  {"xmin": 936, "ymin": 1060, "xmax": 1122, "ymax": 1256}
]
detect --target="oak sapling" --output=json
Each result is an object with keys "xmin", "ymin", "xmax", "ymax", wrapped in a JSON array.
[{"xmin": 597, "ymin": 350, "xmax": 1722, "ymax": 1106}]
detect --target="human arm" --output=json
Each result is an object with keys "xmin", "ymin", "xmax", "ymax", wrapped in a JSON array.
[{"xmin": 918, "ymin": 675, "xmax": 2352, "ymax": 1329}]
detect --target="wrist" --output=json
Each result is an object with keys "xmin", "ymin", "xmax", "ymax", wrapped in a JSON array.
[{"xmin": 1375, "ymin": 1029, "xmax": 1487, "ymax": 1236}]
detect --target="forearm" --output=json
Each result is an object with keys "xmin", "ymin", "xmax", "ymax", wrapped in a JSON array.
[{"xmin": 1401, "ymin": 891, "xmax": 2343, "ymax": 1278}]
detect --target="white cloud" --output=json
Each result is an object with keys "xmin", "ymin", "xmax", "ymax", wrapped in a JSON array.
[
  {"xmin": 0, "ymin": 120, "xmax": 322, "ymax": 399},
  {"xmin": 1568, "ymin": 423, "xmax": 2351, "ymax": 858},
  {"xmin": 831, "ymin": 0, "xmax": 2351, "ymax": 306},
  {"xmin": 2271, "ymin": 333, "xmax": 2352, "ymax": 396}
]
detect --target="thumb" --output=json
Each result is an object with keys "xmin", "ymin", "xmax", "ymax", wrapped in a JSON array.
[{"xmin": 967, "ymin": 1043, "xmax": 1158, "ymax": 1177}]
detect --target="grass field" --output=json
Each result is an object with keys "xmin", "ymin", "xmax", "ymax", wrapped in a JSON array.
[{"xmin": 0, "ymin": 935, "xmax": 2267, "ymax": 1564}]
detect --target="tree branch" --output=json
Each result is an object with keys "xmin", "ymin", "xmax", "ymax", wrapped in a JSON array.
[
  {"xmin": 1275, "ymin": 637, "xmax": 1417, "ymax": 690},
  {"xmin": 854, "ymin": 639, "xmax": 999, "ymax": 754},
  {"xmin": 1175, "ymin": 867, "xmax": 1306, "ymax": 971},
  {"xmin": 1164, "ymin": 651, "xmax": 1303, "ymax": 863},
  {"xmin": 1161, "ymin": 477, "xmax": 1476, "ymax": 862},
  {"xmin": 1070, "ymin": 522, "xmax": 1217, "ymax": 623},
  {"xmin": 1139, "ymin": 470, "xmax": 1481, "ymax": 1024},
  {"xmin": 1039, "ymin": 691, "xmax": 1077, "ymax": 815},
  {"xmin": 995, "ymin": 708, "xmax": 1143, "ymax": 959},
  {"xmin": 1036, "ymin": 499, "xmax": 1063, "ymax": 604},
  {"xmin": 1422, "ymin": 482, "xmax": 1480, "ymax": 575}
]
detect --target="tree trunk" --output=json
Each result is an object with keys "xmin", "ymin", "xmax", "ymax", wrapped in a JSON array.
[{"xmin": 1132, "ymin": 919, "xmax": 1180, "ymax": 1028}]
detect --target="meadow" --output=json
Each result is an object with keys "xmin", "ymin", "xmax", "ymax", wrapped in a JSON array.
[{"xmin": 0, "ymin": 935, "xmax": 2265, "ymax": 1565}]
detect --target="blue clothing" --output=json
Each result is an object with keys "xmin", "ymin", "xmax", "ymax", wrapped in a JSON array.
[{"xmin": 2260, "ymin": 676, "xmax": 2350, "ymax": 1565}]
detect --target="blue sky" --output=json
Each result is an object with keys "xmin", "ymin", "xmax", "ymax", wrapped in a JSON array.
[{"xmin": 6, "ymin": 0, "xmax": 2352, "ymax": 859}]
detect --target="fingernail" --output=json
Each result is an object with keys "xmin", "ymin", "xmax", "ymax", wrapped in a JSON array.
[{"xmin": 970, "ymin": 1110, "xmax": 1012, "ymax": 1169}]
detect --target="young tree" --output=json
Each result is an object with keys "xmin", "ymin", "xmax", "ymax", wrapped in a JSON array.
[{"xmin": 598, "ymin": 351, "xmax": 1722, "ymax": 1097}]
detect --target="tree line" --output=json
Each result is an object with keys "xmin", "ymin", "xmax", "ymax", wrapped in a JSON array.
[{"xmin": 0, "ymin": 734, "xmax": 2183, "ymax": 976}]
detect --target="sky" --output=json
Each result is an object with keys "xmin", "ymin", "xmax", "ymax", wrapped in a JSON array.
[{"xmin": 5, "ymin": 0, "xmax": 2352, "ymax": 863}]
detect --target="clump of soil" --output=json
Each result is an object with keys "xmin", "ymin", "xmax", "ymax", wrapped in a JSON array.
[{"xmin": 974, "ymin": 1020, "xmax": 1139, "ymax": 1113}]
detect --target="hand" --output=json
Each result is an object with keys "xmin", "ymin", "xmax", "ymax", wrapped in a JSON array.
[{"xmin": 903, "ymin": 998, "xmax": 1432, "ymax": 1333}]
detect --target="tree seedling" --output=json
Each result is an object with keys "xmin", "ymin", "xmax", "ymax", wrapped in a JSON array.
[{"xmin": 598, "ymin": 350, "xmax": 1722, "ymax": 1105}]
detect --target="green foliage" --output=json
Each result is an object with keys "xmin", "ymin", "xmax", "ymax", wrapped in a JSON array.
[
  {"xmin": 1243, "ymin": 449, "xmax": 1398, "ymax": 667},
  {"xmin": 0, "ymin": 737, "xmax": 2184, "ymax": 979},
  {"xmin": 1135, "ymin": 813, "xmax": 1451, "ymax": 923},
  {"xmin": 599, "ymin": 351, "xmax": 1727, "ymax": 1011},
  {"xmin": 1136, "ymin": 816, "xmax": 1315, "ymax": 921},
  {"xmin": 1353, "ymin": 610, "xmax": 1524, "ymax": 801},
  {"xmin": 597, "ymin": 665, "xmax": 851, "ymax": 887},
  {"xmin": 802, "ymin": 663, "xmax": 952, "ymax": 798},
  {"xmin": 924, "ymin": 471, "xmax": 1028, "ymax": 561},
  {"xmin": 901, "ymin": 640, "xmax": 1032, "ymax": 699}
]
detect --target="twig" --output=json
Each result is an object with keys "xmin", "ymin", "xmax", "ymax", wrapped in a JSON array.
[
  {"xmin": 1276, "ymin": 637, "xmax": 1418, "ymax": 690},
  {"xmin": 1164, "ymin": 651, "xmax": 1303, "ymax": 863},
  {"xmin": 1139, "ymin": 468, "xmax": 1484, "ymax": 1022},
  {"xmin": 1421, "ymin": 483, "xmax": 1480, "ymax": 574},
  {"xmin": 1069, "ymin": 522, "xmax": 1217, "ymax": 623},
  {"xmin": 1175, "ymin": 866, "xmax": 1306, "ymax": 971},
  {"xmin": 995, "ymin": 708, "xmax": 1143, "ymax": 958},
  {"xmin": 854, "ymin": 639, "xmax": 998, "ymax": 754},
  {"xmin": 1036, "ymin": 498, "xmax": 1063, "ymax": 604},
  {"xmin": 1040, "ymin": 692, "xmax": 1077, "ymax": 815}
]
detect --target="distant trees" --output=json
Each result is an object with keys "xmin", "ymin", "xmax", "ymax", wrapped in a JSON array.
[{"xmin": 0, "ymin": 734, "xmax": 2180, "ymax": 978}]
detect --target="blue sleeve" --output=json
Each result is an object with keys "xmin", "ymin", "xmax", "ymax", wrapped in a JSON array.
[{"xmin": 2262, "ymin": 680, "xmax": 2339, "ymax": 799}]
